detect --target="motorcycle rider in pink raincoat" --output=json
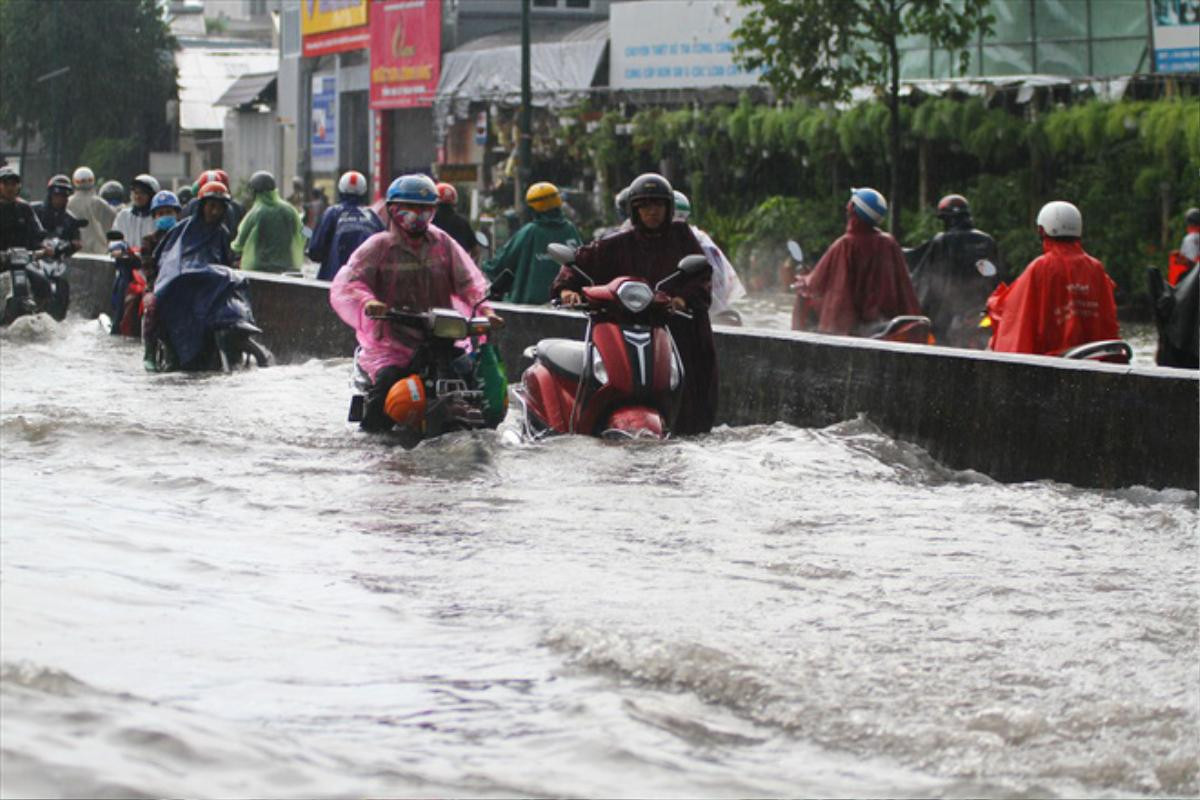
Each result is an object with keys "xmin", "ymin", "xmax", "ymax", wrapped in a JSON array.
[{"xmin": 329, "ymin": 174, "xmax": 501, "ymax": 431}]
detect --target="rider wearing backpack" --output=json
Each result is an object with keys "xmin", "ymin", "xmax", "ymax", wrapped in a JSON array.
[{"xmin": 307, "ymin": 170, "xmax": 384, "ymax": 281}]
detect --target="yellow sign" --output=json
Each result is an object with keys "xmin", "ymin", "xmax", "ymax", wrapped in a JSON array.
[{"xmin": 301, "ymin": 0, "xmax": 368, "ymax": 37}]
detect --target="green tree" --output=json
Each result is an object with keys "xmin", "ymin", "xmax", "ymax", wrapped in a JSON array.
[
  {"xmin": 0, "ymin": 0, "xmax": 178, "ymax": 176},
  {"xmin": 733, "ymin": 0, "xmax": 993, "ymax": 240}
]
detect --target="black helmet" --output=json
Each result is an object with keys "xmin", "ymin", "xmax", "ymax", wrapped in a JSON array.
[
  {"xmin": 627, "ymin": 173, "xmax": 674, "ymax": 225},
  {"xmin": 936, "ymin": 193, "xmax": 969, "ymax": 219},
  {"xmin": 1187, "ymin": 207, "xmax": 1200, "ymax": 226},
  {"xmin": 248, "ymin": 170, "xmax": 276, "ymax": 194},
  {"xmin": 47, "ymin": 174, "xmax": 73, "ymax": 196}
]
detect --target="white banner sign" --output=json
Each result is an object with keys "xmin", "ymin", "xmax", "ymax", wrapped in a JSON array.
[
  {"xmin": 1151, "ymin": 0, "xmax": 1199, "ymax": 73},
  {"xmin": 610, "ymin": 0, "xmax": 763, "ymax": 90}
]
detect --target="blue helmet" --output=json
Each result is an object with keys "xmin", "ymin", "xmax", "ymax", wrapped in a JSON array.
[
  {"xmin": 386, "ymin": 174, "xmax": 438, "ymax": 206},
  {"xmin": 849, "ymin": 187, "xmax": 887, "ymax": 226},
  {"xmin": 150, "ymin": 190, "xmax": 181, "ymax": 213}
]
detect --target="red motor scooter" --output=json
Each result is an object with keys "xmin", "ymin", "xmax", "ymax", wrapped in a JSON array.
[{"xmin": 513, "ymin": 244, "xmax": 710, "ymax": 440}]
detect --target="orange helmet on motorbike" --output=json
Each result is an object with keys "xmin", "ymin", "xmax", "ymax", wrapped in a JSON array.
[{"xmin": 384, "ymin": 374, "xmax": 427, "ymax": 428}]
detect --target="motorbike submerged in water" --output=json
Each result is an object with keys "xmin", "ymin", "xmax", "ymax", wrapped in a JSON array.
[
  {"xmin": 1, "ymin": 234, "xmax": 79, "ymax": 325},
  {"xmin": 511, "ymin": 244, "xmax": 709, "ymax": 440},
  {"xmin": 347, "ymin": 271, "xmax": 513, "ymax": 446},
  {"xmin": 145, "ymin": 241, "xmax": 272, "ymax": 373}
]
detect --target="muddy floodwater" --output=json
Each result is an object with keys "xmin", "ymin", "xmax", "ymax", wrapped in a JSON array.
[{"xmin": 1, "ymin": 315, "xmax": 1196, "ymax": 798}]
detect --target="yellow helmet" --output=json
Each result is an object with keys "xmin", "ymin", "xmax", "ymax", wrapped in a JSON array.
[{"xmin": 525, "ymin": 181, "xmax": 561, "ymax": 212}]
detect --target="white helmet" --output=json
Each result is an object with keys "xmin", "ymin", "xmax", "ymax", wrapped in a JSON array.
[
  {"xmin": 338, "ymin": 170, "xmax": 367, "ymax": 197},
  {"xmin": 72, "ymin": 166, "xmax": 95, "ymax": 189},
  {"xmin": 132, "ymin": 174, "xmax": 160, "ymax": 195},
  {"xmin": 1036, "ymin": 201, "xmax": 1082, "ymax": 238}
]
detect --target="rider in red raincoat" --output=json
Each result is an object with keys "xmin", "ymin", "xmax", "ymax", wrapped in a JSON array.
[
  {"xmin": 986, "ymin": 201, "xmax": 1118, "ymax": 355},
  {"xmin": 792, "ymin": 187, "xmax": 920, "ymax": 335}
]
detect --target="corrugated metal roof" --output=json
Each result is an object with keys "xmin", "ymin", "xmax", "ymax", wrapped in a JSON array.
[
  {"xmin": 215, "ymin": 71, "xmax": 277, "ymax": 108},
  {"xmin": 176, "ymin": 46, "xmax": 278, "ymax": 131}
]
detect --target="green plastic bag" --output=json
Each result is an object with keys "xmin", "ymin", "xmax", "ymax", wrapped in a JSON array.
[{"xmin": 475, "ymin": 343, "xmax": 508, "ymax": 427}]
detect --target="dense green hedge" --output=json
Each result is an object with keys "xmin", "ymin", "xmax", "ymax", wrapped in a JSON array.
[{"xmin": 554, "ymin": 94, "xmax": 1199, "ymax": 301}]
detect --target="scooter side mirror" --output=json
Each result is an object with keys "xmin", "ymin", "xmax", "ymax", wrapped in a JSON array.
[
  {"xmin": 655, "ymin": 255, "xmax": 711, "ymax": 292},
  {"xmin": 474, "ymin": 230, "xmax": 489, "ymax": 248},
  {"xmin": 488, "ymin": 269, "xmax": 514, "ymax": 300},
  {"xmin": 106, "ymin": 230, "xmax": 125, "ymax": 241},
  {"xmin": 546, "ymin": 243, "xmax": 577, "ymax": 265},
  {"xmin": 786, "ymin": 240, "xmax": 804, "ymax": 263}
]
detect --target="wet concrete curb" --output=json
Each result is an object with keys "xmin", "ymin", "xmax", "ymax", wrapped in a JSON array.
[{"xmin": 68, "ymin": 255, "xmax": 1199, "ymax": 492}]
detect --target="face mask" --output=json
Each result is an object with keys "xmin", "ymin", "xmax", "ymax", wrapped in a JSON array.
[
  {"xmin": 390, "ymin": 206, "xmax": 434, "ymax": 234},
  {"xmin": 155, "ymin": 216, "xmax": 177, "ymax": 232}
]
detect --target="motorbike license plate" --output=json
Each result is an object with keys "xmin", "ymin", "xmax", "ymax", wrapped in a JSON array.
[{"xmin": 0, "ymin": 271, "xmax": 12, "ymax": 302}]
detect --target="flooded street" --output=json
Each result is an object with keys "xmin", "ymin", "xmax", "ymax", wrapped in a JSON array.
[{"xmin": 1, "ymin": 316, "xmax": 1196, "ymax": 798}]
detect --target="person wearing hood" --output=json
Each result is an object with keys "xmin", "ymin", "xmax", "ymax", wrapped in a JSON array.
[
  {"xmin": 113, "ymin": 174, "xmax": 161, "ymax": 246},
  {"xmin": 431, "ymin": 182, "xmax": 479, "ymax": 261},
  {"xmin": 232, "ymin": 171, "xmax": 305, "ymax": 273},
  {"xmin": 32, "ymin": 175, "xmax": 84, "ymax": 255},
  {"xmin": 307, "ymin": 170, "xmax": 383, "ymax": 281},
  {"xmin": 141, "ymin": 181, "xmax": 237, "ymax": 370},
  {"xmin": 66, "ymin": 166, "xmax": 116, "ymax": 255},
  {"xmin": 905, "ymin": 193, "xmax": 1004, "ymax": 346},
  {"xmin": 329, "ymin": 174, "xmax": 502, "ymax": 432},
  {"xmin": 484, "ymin": 182, "xmax": 582, "ymax": 304},
  {"xmin": 552, "ymin": 172, "xmax": 716, "ymax": 436},
  {"xmin": 674, "ymin": 189, "xmax": 745, "ymax": 325},
  {"xmin": 791, "ymin": 187, "xmax": 921, "ymax": 335},
  {"xmin": 986, "ymin": 201, "xmax": 1118, "ymax": 355}
]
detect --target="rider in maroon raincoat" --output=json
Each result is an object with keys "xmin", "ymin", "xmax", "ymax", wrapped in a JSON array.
[
  {"xmin": 552, "ymin": 173, "xmax": 716, "ymax": 435},
  {"xmin": 793, "ymin": 187, "xmax": 921, "ymax": 336}
]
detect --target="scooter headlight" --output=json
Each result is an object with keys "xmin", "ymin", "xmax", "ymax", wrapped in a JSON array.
[
  {"xmin": 616, "ymin": 281, "xmax": 654, "ymax": 313},
  {"xmin": 591, "ymin": 346, "xmax": 609, "ymax": 385}
]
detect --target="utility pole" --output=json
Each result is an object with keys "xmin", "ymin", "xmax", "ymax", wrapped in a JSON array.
[{"xmin": 519, "ymin": 0, "xmax": 532, "ymax": 217}]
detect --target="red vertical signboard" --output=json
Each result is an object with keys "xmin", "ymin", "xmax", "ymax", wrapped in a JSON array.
[{"xmin": 369, "ymin": 0, "xmax": 441, "ymax": 109}]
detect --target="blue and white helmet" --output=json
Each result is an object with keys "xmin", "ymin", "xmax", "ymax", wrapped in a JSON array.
[
  {"xmin": 386, "ymin": 174, "xmax": 438, "ymax": 206},
  {"xmin": 150, "ymin": 190, "xmax": 181, "ymax": 213},
  {"xmin": 849, "ymin": 187, "xmax": 887, "ymax": 226}
]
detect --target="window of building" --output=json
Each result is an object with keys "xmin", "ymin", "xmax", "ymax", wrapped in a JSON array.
[{"xmin": 532, "ymin": 0, "xmax": 592, "ymax": 8}]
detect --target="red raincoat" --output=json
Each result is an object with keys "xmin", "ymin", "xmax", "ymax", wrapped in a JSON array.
[
  {"xmin": 792, "ymin": 213, "xmax": 920, "ymax": 335},
  {"xmin": 986, "ymin": 237, "xmax": 1118, "ymax": 355}
]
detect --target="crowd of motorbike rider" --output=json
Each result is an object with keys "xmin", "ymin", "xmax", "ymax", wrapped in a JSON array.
[{"xmin": 5, "ymin": 153, "xmax": 1196, "ymax": 436}]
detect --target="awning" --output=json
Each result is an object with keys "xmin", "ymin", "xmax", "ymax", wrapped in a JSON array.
[
  {"xmin": 215, "ymin": 71, "xmax": 277, "ymax": 108},
  {"xmin": 435, "ymin": 20, "xmax": 608, "ymax": 134}
]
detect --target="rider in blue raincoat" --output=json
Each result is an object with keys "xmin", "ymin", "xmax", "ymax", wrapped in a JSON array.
[
  {"xmin": 142, "ymin": 181, "xmax": 253, "ymax": 371},
  {"xmin": 307, "ymin": 170, "xmax": 383, "ymax": 281}
]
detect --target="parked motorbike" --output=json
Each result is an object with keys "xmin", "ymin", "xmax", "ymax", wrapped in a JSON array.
[
  {"xmin": 512, "ymin": 244, "xmax": 709, "ymax": 440},
  {"xmin": 1, "ymin": 234, "xmax": 77, "ymax": 325},
  {"xmin": 347, "ymin": 270, "xmax": 513, "ymax": 445}
]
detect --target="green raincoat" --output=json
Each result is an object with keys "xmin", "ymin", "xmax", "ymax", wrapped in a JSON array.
[
  {"xmin": 483, "ymin": 207, "xmax": 582, "ymax": 304},
  {"xmin": 232, "ymin": 188, "xmax": 305, "ymax": 273}
]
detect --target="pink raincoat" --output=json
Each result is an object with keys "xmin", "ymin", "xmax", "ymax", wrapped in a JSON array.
[{"xmin": 330, "ymin": 224, "xmax": 491, "ymax": 381}]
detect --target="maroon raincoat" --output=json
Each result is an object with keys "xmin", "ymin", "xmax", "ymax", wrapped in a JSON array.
[
  {"xmin": 793, "ymin": 213, "xmax": 921, "ymax": 335},
  {"xmin": 550, "ymin": 221, "xmax": 717, "ymax": 435}
]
